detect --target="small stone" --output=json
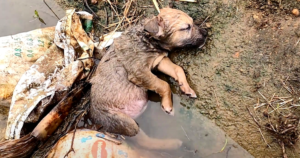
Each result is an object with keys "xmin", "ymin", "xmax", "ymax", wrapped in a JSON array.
[
  {"xmin": 263, "ymin": 111, "xmax": 269, "ymax": 117},
  {"xmin": 205, "ymin": 22, "xmax": 212, "ymax": 28},
  {"xmin": 253, "ymin": 14, "xmax": 261, "ymax": 23},
  {"xmin": 292, "ymin": 9, "xmax": 299, "ymax": 16},
  {"xmin": 91, "ymin": 0, "xmax": 98, "ymax": 4}
]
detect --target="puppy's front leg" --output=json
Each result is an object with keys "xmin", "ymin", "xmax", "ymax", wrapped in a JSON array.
[
  {"xmin": 157, "ymin": 57, "xmax": 197, "ymax": 98},
  {"xmin": 130, "ymin": 71, "xmax": 173, "ymax": 115}
]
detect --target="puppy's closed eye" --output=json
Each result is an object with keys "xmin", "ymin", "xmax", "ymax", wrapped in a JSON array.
[{"xmin": 180, "ymin": 24, "xmax": 191, "ymax": 31}]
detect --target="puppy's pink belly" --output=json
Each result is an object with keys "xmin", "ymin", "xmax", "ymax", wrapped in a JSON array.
[{"xmin": 118, "ymin": 100, "xmax": 148, "ymax": 119}]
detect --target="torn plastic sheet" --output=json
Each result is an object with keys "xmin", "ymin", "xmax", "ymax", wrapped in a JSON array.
[
  {"xmin": 5, "ymin": 9, "xmax": 94, "ymax": 140},
  {"xmin": 95, "ymin": 31, "xmax": 122, "ymax": 50},
  {"xmin": 0, "ymin": 27, "xmax": 55, "ymax": 102},
  {"xmin": 47, "ymin": 129, "xmax": 141, "ymax": 158}
]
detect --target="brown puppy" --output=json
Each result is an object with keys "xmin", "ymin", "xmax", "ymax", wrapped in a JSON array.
[{"xmin": 89, "ymin": 8, "xmax": 207, "ymax": 149}]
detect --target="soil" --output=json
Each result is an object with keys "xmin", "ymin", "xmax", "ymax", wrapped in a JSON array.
[{"xmin": 53, "ymin": 0, "xmax": 300, "ymax": 157}]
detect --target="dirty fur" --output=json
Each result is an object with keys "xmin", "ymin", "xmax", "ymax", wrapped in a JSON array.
[
  {"xmin": 89, "ymin": 8, "xmax": 207, "ymax": 137},
  {"xmin": 89, "ymin": 22, "xmax": 166, "ymax": 136}
]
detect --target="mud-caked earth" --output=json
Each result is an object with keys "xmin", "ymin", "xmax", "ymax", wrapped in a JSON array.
[{"xmin": 55, "ymin": 0, "xmax": 300, "ymax": 157}]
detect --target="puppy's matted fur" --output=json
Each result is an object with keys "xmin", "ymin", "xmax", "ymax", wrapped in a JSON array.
[{"xmin": 89, "ymin": 8, "xmax": 207, "ymax": 149}]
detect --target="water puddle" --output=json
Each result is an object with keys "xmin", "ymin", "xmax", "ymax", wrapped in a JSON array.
[
  {"xmin": 0, "ymin": 0, "xmax": 64, "ymax": 37},
  {"xmin": 127, "ymin": 94, "xmax": 253, "ymax": 158}
]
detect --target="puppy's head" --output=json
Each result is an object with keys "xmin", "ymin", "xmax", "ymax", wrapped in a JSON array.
[{"xmin": 144, "ymin": 8, "xmax": 207, "ymax": 51}]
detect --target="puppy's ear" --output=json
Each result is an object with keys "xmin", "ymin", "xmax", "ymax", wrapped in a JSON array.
[{"xmin": 144, "ymin": 16, "xmax": 165, "ymax": 39}]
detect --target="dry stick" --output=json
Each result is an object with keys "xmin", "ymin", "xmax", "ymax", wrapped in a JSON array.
[
  {"xmin": 98, "ymin": 16, "xmax": 125, "ymax": 48},
  {"xmin": 107, "ymin": 0, "xmax": 121, "ymax": 22},
  {"xmin": 268, "ymin": 99, "xmax": 293, "ymax": 114},
  {"xmin": 274, "ymin": 96, "xmax": 291, "ymax": 99},
  {"xmin": 32, "ymin": 84, "xmax": 90, "ymax": 140},
  {"xmin": 295, "ymin": 38, "xmax": 300, "ymax": 47},
  {"xmin": 64, "ymin": 132, "xmax": 76, "ymax": 157},
  {"xmin": 280, "ymin": 126, "xmax": 296, "ymax": 134},
  {"xmin": 279, "ymin": 77, "xmax": 288, "ymax": 94},
  {"xmin": 254, "ymin": 98, "xmax": 262, "ymax": 121},
  {"xmin": 181, "ymin": 126, "xmax": 190, "ymax": 140},
  {"xmin": 43, "ymin": 0, "xmax": 60, "ymax": 20},
  {"xmin": 258, "ymin": 91, "xmax": 268, "ymax": 103},
  {"xmin": 246, "ymin": 106, "xmax": 261, "ymax": 128},
  {"xmin": 246, "ymin": 106, "xmax": 272, "ymax": 148},
  {"xmin": 84, "ymin": 0, "xmax": 99, "ymax": 18},
  {"xmin": 267, "ymin": 115, "xmax": 277, "ymax": 132},
  {"xmin": 121, "ymin": 15, "xmax": 142, "ymax": 29},
  {"xmin": 97, "ymin": 0, "xmax": 134, "ymax": 47},
  {"xmin": 152, "ymin": 0, "xmax": 160, "ymax": 13},
  {"xmin": 200, "ymin": 16, "xmax": 210, "ymax": 27},
  {"xmin": 280, "ymin": 140, "xmax": 288, "ymax": 158},
  {"xmin": 254, "ymin": 103, "xmax": 267, "ymax": 110},
  {"xmin": 258, "ymin": 128, "xmax": 271, "ymax": 148},
  {"xmin": 123, "ymin": 0, "xmax": 133, "ymax": 26},
  {"xmin": 258, "ymin": 91, "xmax": 276, "ymax": 111},
  {"xmin": 104, "ymin": 7, "xmax": 108, "ymax": 26},
  {"xmin": 64, "ymin": 110, "xmax": 87, "ymax": 158},
  {"xmin": 281, "ymin": 80, "xmax": 292, "ymax": 94}
]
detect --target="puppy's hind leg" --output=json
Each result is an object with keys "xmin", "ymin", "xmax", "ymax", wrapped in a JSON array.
[
  {"xmin": 92, "ymin": 110, "xmax": 140, "ymax": 137},
  {"xmin": 130, "ymin": 70, "xmax": 174, "ymax": 115},
  {"xmin": 130, "ymin": 129, "xmax": 182, "ymax": 150}
]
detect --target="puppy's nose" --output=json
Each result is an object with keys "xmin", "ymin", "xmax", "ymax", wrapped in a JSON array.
[{"xmin": 199, "ymin": 28, "xmax": 208, "ymax": 37}]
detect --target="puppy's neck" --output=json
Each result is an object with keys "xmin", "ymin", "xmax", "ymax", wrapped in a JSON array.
[
  {"xmin": 142, "ymin": 32, "xmax": 172, "ymax": 52},
  {"xmin": 120, "ymin": 21, "xmax": 172, "ymax": 53}
]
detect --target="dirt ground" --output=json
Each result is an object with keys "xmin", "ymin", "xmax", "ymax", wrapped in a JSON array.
[{"xmin": 56, "ymin": 0, "xmax": 300, "ymax": 157}]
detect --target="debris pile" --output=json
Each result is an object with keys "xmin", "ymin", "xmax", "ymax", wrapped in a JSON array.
[{"xmin": 248, "ymin": 78, "xmax": 300, "ymax": 158}]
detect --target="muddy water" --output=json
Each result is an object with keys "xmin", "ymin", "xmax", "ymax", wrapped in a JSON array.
[
  {"xmin": 127, "ymin": 94, "xmax": 253, "ymax": 158},
  {"xmin": 0, "ymin": 0, "xmax": 65, "ymax": 141}
]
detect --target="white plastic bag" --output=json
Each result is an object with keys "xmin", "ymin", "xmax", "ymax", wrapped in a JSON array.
[{"xmin": 5, "ymin": 9, "xmax": 94, "ymax": 139}]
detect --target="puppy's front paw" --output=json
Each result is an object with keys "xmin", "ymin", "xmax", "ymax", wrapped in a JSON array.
[
  {"xmin": 161, "ymin": 96, "xmax": 174, "ymax": 115},
  {"xmin": 180, "ymin": 84, "xmax": 197, "ymax": 98},
  {"xmin": 161, "ymin": 104, "xmax": 175, "ymax": 116}
]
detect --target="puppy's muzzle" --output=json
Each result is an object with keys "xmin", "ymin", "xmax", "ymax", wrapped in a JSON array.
[
  {"xmin": 185, "ymin": 26, "xmax": 207, "ymax": 49},
  {"xmin": 197, "ymin": 28, "xmax": 208, "ymax": 48}
]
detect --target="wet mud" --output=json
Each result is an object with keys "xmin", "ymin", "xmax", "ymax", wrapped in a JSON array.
[{"xmin": 167, "ymin": 0, "xmax": 300, "ymax": 157}]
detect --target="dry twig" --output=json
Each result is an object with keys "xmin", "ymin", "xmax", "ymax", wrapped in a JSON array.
[
  {"xmin": 181, "ymin": 126, "xmax": 190, "ymax": 140},
  {"xmin": 258, "ymin": 128, "xmax": 271, "ymax": 148},
  {"xmin": 246, "ymin": 106, "xmax": 261, "ymax": 128}
]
